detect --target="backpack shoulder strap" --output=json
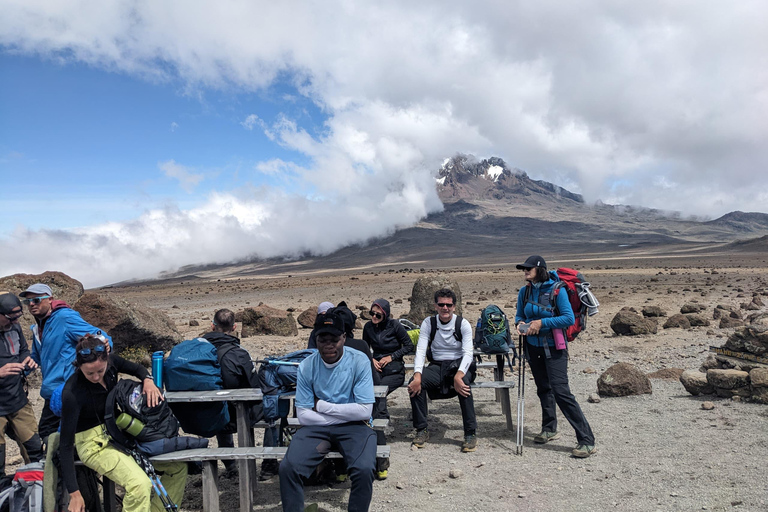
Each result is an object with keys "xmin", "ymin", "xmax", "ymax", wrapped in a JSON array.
[
  {"xmin": 454, "ymin": 315, "xmax": 463, "ymax": 342},
  {"xmin": 428, "ymin": 315, "xmax": 438, "ymax": 344}
]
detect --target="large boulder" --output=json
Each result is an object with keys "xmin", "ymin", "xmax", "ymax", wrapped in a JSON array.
[
  {"xmin": 724, "ymin": 325, "xmax": 768, "ymax": 356},
  {"xmin": 706, "ymin": 368, "xmax": 749, "ymax": 390},
  {"xmin": 610, "ymin": 309, "xmax": 658, "ymax": 335},
  {"xmin": 679, "ymin": 370, "xmax": 714, "ymax": 395},
  {"xmin": 74, "ymin": 292, "xmax": 181, "ymax": 362},
  {"xmin": 713, "ymin": 305, "xmax": 740, "ymax": 320},
  {"xmin": 406, "ymin": 275, "xmax": 463, "ymax": 324},
  {"xmin": 597, "ymin": 362, "xmax": 652, "ymax": 397},
  {"xmin": 0, "ymin": 271, "xmax": 85, "ymax": 336},
  {"xmin": 296, "ymin": 307, "xmax": 317, "ymax": 329},
  {"xmin": 238, "ymin": 304, "xmax": 298, "ymax": 337},
  {"xmin": 719, "ymin": 316, "xmax": 745, "ymax": 329},
  {"xmin": 750, "ymin": 368, "xmax": 768, "ymax": 404},
  {"xmin": 663, "ymin": 314, "xmax": 691, "ymax": 330}
]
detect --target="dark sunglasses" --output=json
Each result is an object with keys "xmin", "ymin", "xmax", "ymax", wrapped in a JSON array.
[
  {"xmin": 436, "ymin": 302, "xmax": 454, "ymax": 309},
  {"xmin": 78, "ymin": 345, "xmax": 107, "ymax": 357},
  {"xmin": 369, "ymin": 311, "xmax": 384, "ymax": 319},
  {"xmin": 3, "ymin": 311, "xmax": 23, "ymax": 321},
  {"xmin": 23, "ymin": 296, "xmax": 51, "ymax": 305}
]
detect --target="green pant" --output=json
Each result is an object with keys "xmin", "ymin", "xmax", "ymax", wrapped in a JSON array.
[{"xmin": 75, "ymin": 425, "xmax": 187, "ymax": 512}]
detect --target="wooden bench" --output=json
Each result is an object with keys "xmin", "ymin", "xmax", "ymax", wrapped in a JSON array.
[{"xmin": 151, "ymin": 446, "xmax": 390, "ymax": 512}]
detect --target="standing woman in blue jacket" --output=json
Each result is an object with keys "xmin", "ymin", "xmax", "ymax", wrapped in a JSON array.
[
  {"xmin": 362, "ymin": 298, "xmax": 413, "ymax": 479},
  {"xmin": 514, "ymin": 256, "xmax": 596, "ymax": 458}
]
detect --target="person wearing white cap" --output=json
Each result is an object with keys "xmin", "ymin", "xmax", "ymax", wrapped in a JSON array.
[
  {"xmin": 306, "ymin": 301, "xmax": 335, "ymax": 349},
  {"xmin": 0, "ymin": 292, "xmax": 44, "ymax": 478},
  {"xmin": 19, "ymin": 283, "xmax": 112, "ymax": 441}
]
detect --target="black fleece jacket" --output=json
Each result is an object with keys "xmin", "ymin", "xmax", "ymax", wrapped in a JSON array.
[
  {"xmin": 202, "ymin": 331, "xmax": 258, "ymax": 389},
  {"xmin": 362, "ymin": 299, "xmax": 413, "ymax": 360}
]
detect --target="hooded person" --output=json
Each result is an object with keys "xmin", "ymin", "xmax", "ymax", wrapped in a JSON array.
[{"xmin": 361, "ymin": 298, "xmax": 413, "ymax": 479}]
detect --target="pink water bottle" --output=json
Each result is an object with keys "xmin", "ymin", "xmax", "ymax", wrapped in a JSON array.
[{"xmin": 553, "ymin": 328, "xmax": 567, "ymax": 350}]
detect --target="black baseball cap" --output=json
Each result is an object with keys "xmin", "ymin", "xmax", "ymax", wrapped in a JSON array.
[
  {"xmin": 314, "ymin": 312, "xmax": 345, "ymax": 337},
  {"xmin": 516, "ymin": 255, "xmax": 547, "ymax": 270},
  {"xmin": 0, "ymin": 293, "xmax": 23, "ymax": 315}
]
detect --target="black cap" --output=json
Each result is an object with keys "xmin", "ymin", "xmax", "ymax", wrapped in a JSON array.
[
  {"xmin": 314, "ymin": 312, "xmax": 345, "ymax": 337},
  {"xmin": 0, "ymin": 293, "xmax": 23, "ymax": 315},
  {"xmin": 516, "ymin": 255, "xmax": 547, "ymax": 270}
]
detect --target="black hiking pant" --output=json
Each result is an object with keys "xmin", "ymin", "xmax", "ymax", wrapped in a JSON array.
[
  {"xmin": 526, "ymin": 343, "xmax": 595, "ymax": 445},
  {"xmin": 371, "ymin": 360, "xmax": 405, "ymax": 471},
  {"xmin": 410, "ymin": 359, "xmax": 477, "ymax": 435}
]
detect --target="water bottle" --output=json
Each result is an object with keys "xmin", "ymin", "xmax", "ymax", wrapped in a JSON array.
[
  {"xmin": 152, "ymin": 351, "xmax": 164, "ymax": 389},
  {"xmin": 115, "ymin": 413, "xmax": 146, "ymax": 437}
]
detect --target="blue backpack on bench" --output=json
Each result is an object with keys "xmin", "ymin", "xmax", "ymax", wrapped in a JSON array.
[{"xmin": 256, "ymin": 349, "xmax": 316, "ymax": 422}]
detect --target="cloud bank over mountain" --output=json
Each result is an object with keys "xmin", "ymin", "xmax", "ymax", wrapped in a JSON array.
[{"xmin": 1, "ymin": 1, "xmax": 766, "ymax": 286}]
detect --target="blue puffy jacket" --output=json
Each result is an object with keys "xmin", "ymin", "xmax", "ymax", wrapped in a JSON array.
[
  {"xmin": 30, "ymin": 301, "xmax": 112, "ymax": 399},
  {"xmin": 515, "ymin": 273, "xmax": 575, "ymax": 348}
]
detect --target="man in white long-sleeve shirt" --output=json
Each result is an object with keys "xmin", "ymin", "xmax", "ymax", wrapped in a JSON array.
[
  {"xmin": 279, "ymin": 311, "xmax": 377, "ymax": 512},
  {"xmin": 408, "ymin": 288, "xmax": 478, "ymax": 452}
]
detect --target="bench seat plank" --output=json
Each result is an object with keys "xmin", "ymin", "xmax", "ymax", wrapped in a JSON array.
[{"xmin": 150, "ymin": 446, "xmax": 390, "ymax": 463}]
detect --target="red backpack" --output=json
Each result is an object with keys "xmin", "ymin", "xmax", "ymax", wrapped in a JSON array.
[{"xmin": 523, "ymin": 268, "xmax": 599, "ymax": 342}]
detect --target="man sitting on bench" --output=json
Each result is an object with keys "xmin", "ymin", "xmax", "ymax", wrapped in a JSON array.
[
  {"xmin": 408, "ymin": 288, "xmax": 478, "ymax": 452},
  {"xmin": 279, "ymin": 311, "xmax": 377, "ymax": 512}
]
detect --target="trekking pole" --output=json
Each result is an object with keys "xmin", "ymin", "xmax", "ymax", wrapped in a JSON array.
[
  {"xmin": 130, "ymin": 449, "xmax": 178, "ymax": 511},
  {"xmin": 516, "ymin": 335, "xmax": 525, "ymax": 455}
]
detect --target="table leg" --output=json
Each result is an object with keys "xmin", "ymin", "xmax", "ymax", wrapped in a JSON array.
[
  {"xmin": 202, "ymin": 460, "xmax": 220, "ymax": 512},
  {"xmin": 236, "ymin": 402, "xmax": 256, "ymax": 512}
]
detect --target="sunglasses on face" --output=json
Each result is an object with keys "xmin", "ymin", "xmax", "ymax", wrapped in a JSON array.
[
  {"xmin": 78, "ymin": 345, "xmax": 107, "ymax": 357},
  {"xmin": 2, "ymin": 311, "xmax": 23, "ymax": 321},
  {"xmin": 369, "ymin": 311, "xmax": 384, "ymax": 319},
  {"xmin": 436, "ymin": 302, "xmax": 454, "ymax": 309},
  {"xmin": 23, "ymin": 296, "xmax": 51, "ymax": 305}
]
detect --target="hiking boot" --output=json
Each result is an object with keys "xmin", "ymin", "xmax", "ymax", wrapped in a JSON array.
[
  {"xmin": 533, "ymin": 430, "xmax": 561, "ymax": 444},
  {"xmin": 335, "ymin": 473, "xmax": 348, "ymax": 483},
  {"xmin": 461, "ymin": 434, "xmax": 477, "ymax": 453},
  {"xmin": 411, "ymin": 429, "xmax": 429, "ymax": 448},
  {"xmin": 375, "ymin": 470, "xmax": 388, "ymax": 480},
  {"xmin": 572, "ymin": 444, "xmax": 597, "ymax": 458}
]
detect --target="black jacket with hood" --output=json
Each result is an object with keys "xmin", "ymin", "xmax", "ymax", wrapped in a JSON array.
[
  {"xmin": 202, "ymin": 331, "xmax": 258, "ymax": 389},
  {"xmin": 362, "ymin": 298, "xmax": 413, "ymax": 361}
]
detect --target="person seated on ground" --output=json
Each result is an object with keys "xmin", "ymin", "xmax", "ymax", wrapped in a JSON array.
[
  {"xmin": 306, "ymin": 301, "xmax": 334, "ymax": 349},
  {"xmin": 60, "ymin": 334, "xmax": 187, "ymax": 512},
  {"xmin": 279, "ymin": 312, "xmax": 376, "ymax": 512},
  {"xmin": 0, "ymin": 292, "xmax": 43, "ymax": 479},
  {"xmin": 362, "ymin": 298, "xmax": 413, "ymax": 480},
  {"xmin": 408, "ymin": 288, "xmax": 478, "ymax": 452},
  {"xmin": 514, "ymin": 255, "xmax": 596, "ymax": 458},
  {"xmin": 202, "ymin": 308, "xmax": 261, "ymax": 478}
]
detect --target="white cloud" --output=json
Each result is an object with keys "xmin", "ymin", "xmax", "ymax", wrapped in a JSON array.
[
  {"xmin": 1, "ymin": 1, "xmax": 767, "ymax": 284},
  {"xmin": 159, "ymin": 159, "xmax": 203, "ymax": 193},
  {"xmin": 170, "ymin": 121, "xmax": 178, "ymax": 132}
]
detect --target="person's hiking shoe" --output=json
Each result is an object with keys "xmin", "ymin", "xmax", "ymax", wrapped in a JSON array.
[
  {"xmin": 335, "ymin": 473, "xmax": 348, "ymax": 483},
  {"xmin": 533, "ymin": 430, "xmax": 561, "ymax": 444},
  {"xmin": 376, "ymin": 469, "xmax": 388, "ymax": 480},
  {"xmin": 411, "ymin": 429, "xmax": 430, "ymax": 448},
  {"xmin": 304, "ymin": 504, "xmax": 319, "ymax": 512},
  {"xmin": 572, "ymin": 444, "xmax": 597, "ymax": 458},
  {"xmin": 461, "ymin": 434, "xmax": 477, "ymax": 453}
]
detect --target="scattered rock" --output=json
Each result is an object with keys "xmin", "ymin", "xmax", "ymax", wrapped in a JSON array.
[
  {"xmin": 587, "ymin": 393, "xmax": 601, "ymax": 403},
  {"xmin": 685, "ymin": 314, "xmax": 710, "ymax": 327},
  {"xmin": 724, "ymin": 325, "xmax": 768, "ymax": 356},
  {"xmin": 680, "ymin": 303, "xmax": 706, "ymax": 314},
  {"xmin": 75, "ymin": 292, "xmax": 182, "ymax": 360},
  {"xmin": 395, "ymin": 482, "xmax": 405, "ymax": 490},
  {"xmin": 449, "ymin": 468, "xmax": 463, "ymax": 479},
  {"xmin": 719, "ymin": 317, "xmax": 745, "ymax": 329},
  {"xmin": 701, "ymin": 401, "xmax": 715, "ymax": 410},
  {"xmin": 597, "ymin": 362, "xmax": 653, "ymax": 396},
  {"xmin": 406, "ymin": 275, "xmax": 463, "ymax": 323},
  {"xmin": 647, "ymin": 368, "xmax": 684, "ymax": 380},
  {"xmin": 297, "ymin": 307, "xmax": 317, "ymax": 329},
  {"xmin": 680, "ymin": 370, "xmax": 714, "ymax": 395},
  {"xmin": 238, "ymin": 305, "xmax": 299, "ymax": 337},
  {"xmin": 583, "ymin": 367, "xmax": 597, "ymax": 374},
  {"xmin": 610, "ymin": 310, "xmax": 658, "ymax": 335},
  {"xmin": 641, "ymin": 306, "xmax": 666, "ymax": 317},
  {"xmin": 188, "ymin": 319, "xmax": 199, "ymax": 326},
  {"xmin": 663, "ymin": 314, "xmax": 691, "ymax": 330}
]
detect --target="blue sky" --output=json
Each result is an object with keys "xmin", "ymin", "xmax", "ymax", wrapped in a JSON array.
[
  {"xmin": 1, "ymin": 53, "xmax": 320, "ymax": 233},
  {"xmin": 0, "ymin": 1, "xmax": 766, "ymax": 286}
]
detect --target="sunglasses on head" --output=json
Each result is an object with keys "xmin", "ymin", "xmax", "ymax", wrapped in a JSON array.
[
  {"xmin": 436, "ymin": 302, "xmax": 454, "ymax": 309},
  {"xmin": 369, "ymin": 311, "xmax": 384, "ymax": 319},
  {"xmin": 2, "ymin": 311, "xmax": 23, "ymax": 321},
  {"xmin": 23, "ymin": 296, "xmax": 51, "ymax": 305},
  {"xmin": 78, "ymin": 344, "xmax": 107, "ymax": 357}
]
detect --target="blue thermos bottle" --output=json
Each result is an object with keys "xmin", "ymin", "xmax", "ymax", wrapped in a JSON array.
[{"xmin": 152, "ymin": 351, "xmax": 164, "ymax": 389}]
